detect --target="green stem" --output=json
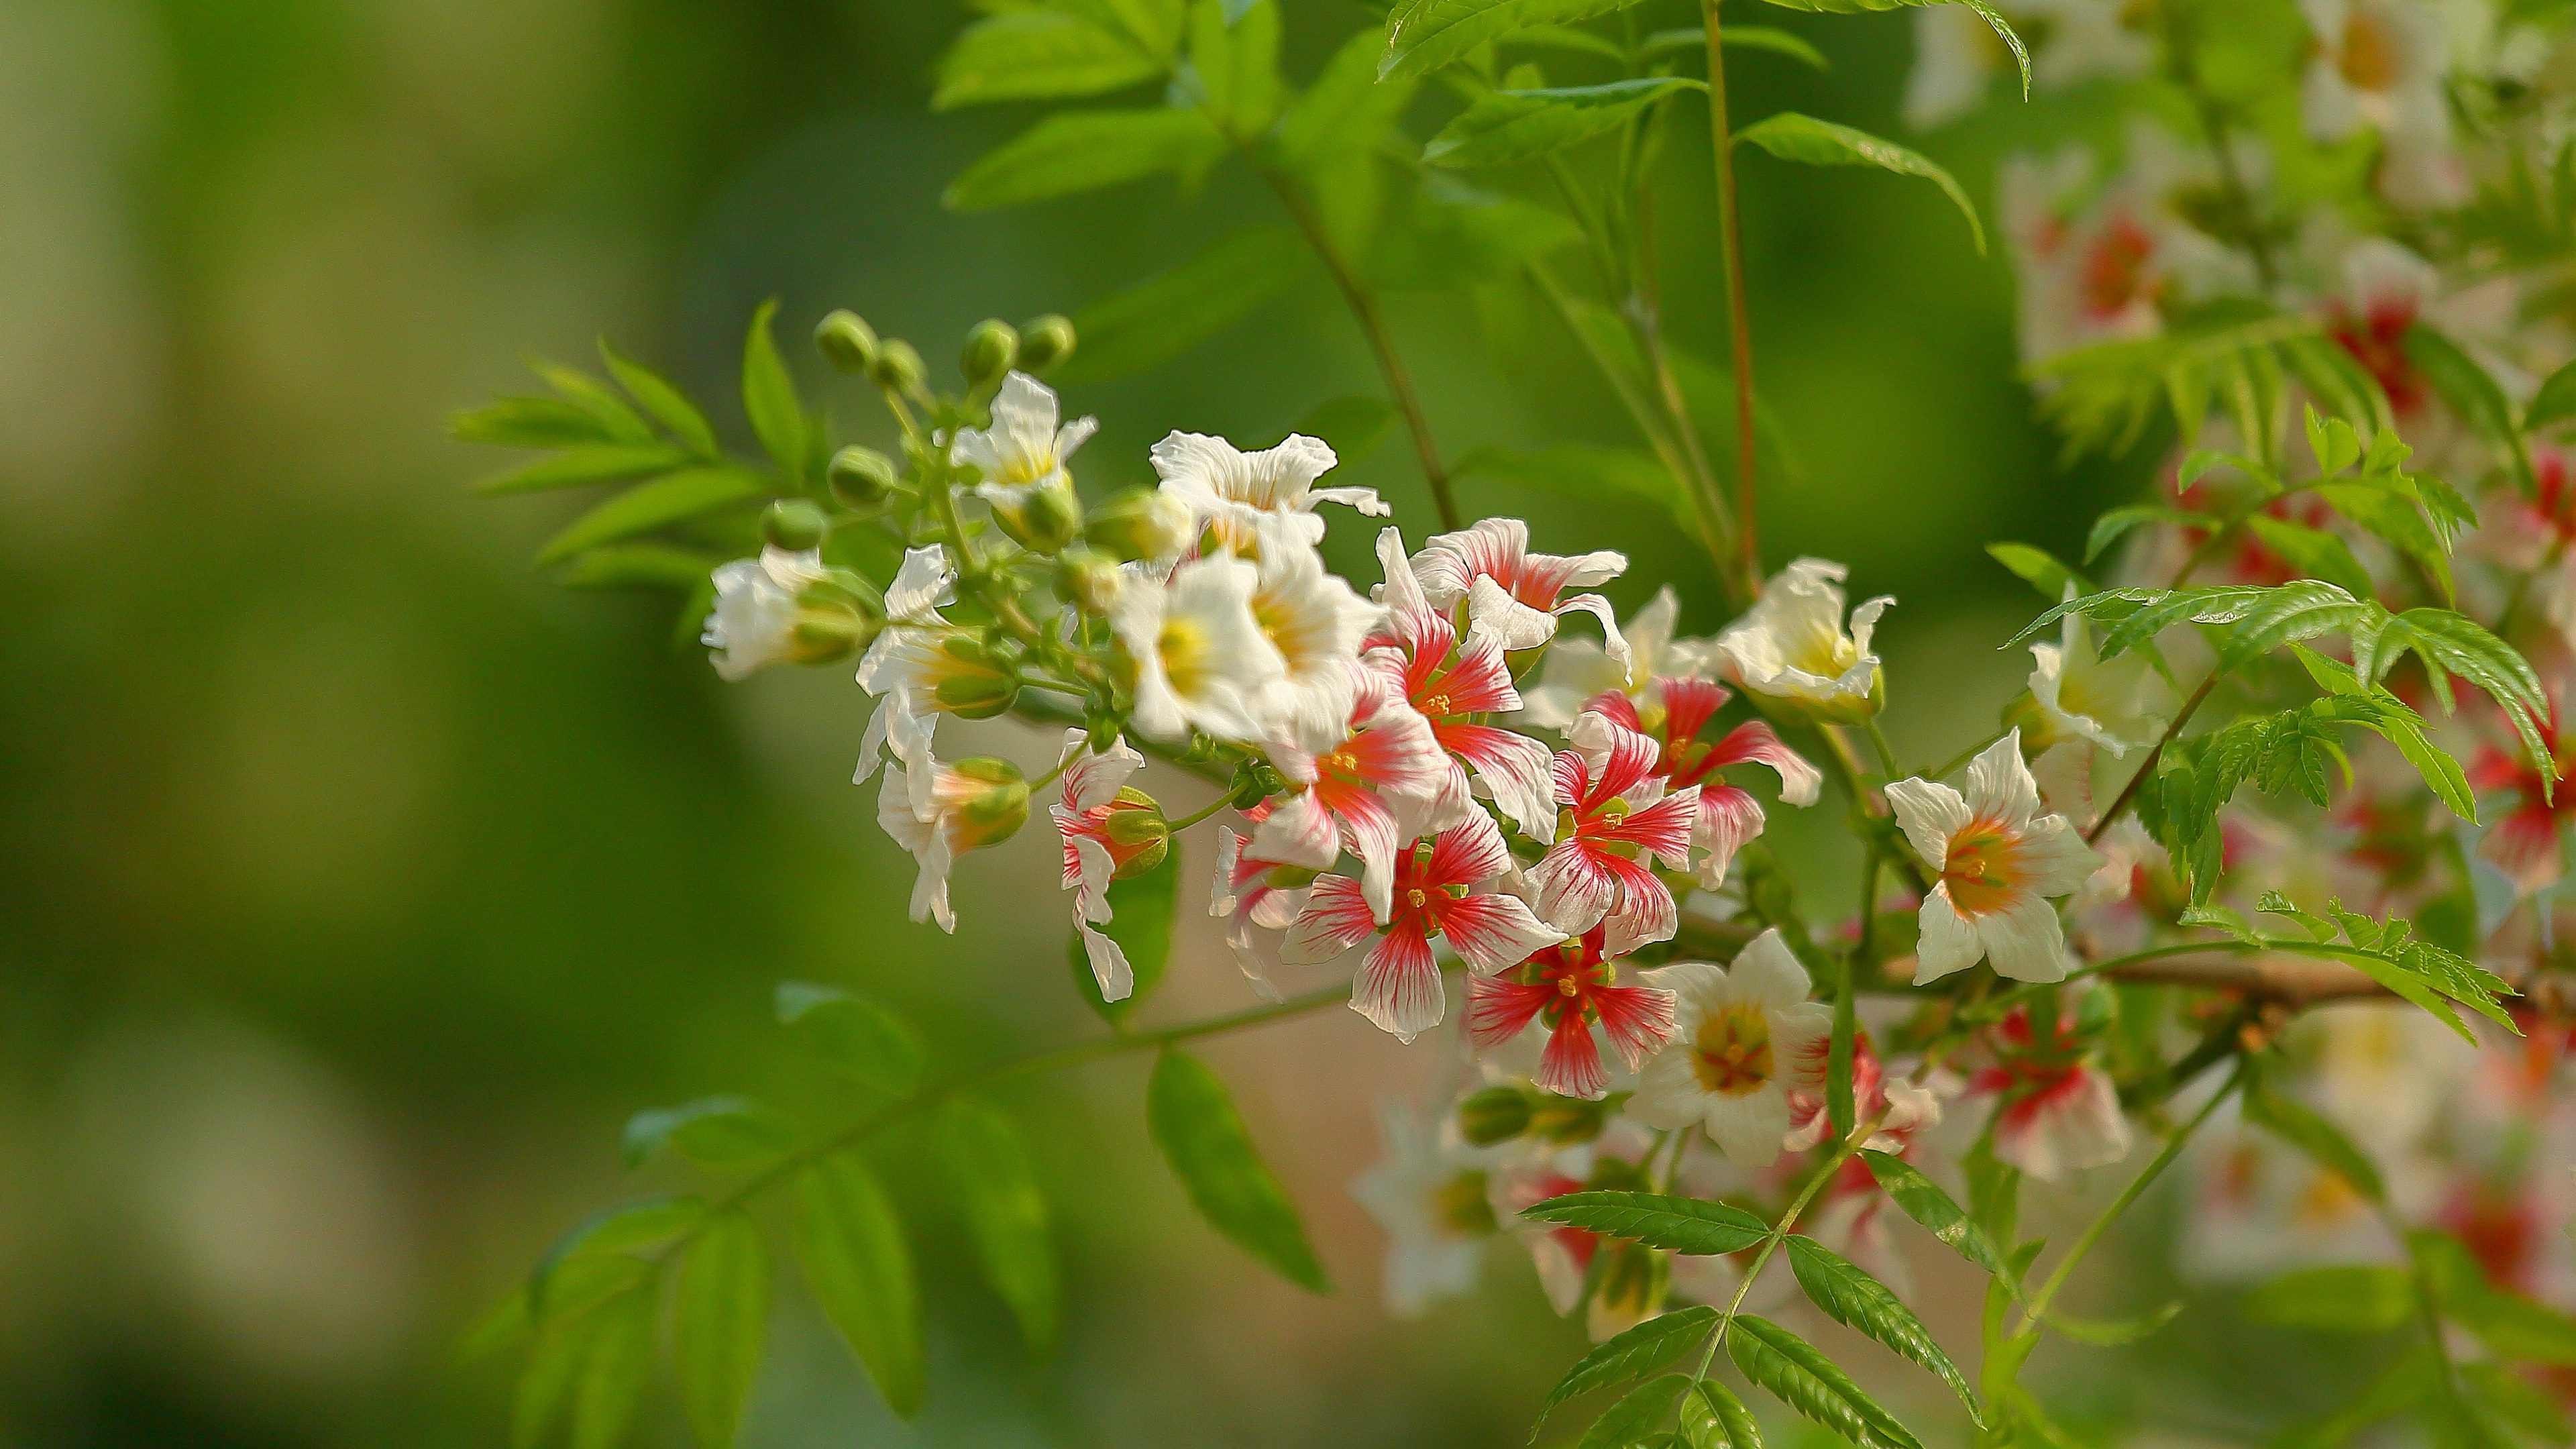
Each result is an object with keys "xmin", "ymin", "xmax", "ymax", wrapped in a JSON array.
[
  {"xmin": 1701, "ymin": 0, "xmax": 1763, "ymax": 595},
  {"xmin": 2015, "ymin": 1063, "xmax": 2242, "ymax": 1336},
  {"xmin": 1166, "ymin": 793, "xmax": 1236, "ymax": 833},
  {"xmin": 1926, "ymin": 728, "xmax": 2008, "ymax": 782},
  {"xmin": 2087, "ymin": 669, "xmax": 2217, "ymax": 846},
  {"xmin": 1863, "ymin": 720, "xmax": 1902, "ymax": 780},
  {"xmin": 1834, "ymin": 854, "xmax": 1878, "ymax": 1136}
]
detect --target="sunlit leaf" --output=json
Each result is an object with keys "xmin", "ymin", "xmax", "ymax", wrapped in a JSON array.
[
  {"xmin": 1381, "ymin": 0, "xmax": 1648, "ymax": 80},
  {"xmin": 1425, "ymin": 77, "xmax": 1703, "ymax": 168},
  {"xmin": 1540, "ymin": 1305, "xmax": 1720, "ymax": 1413},
  {"xmin": 741, "ymin": 300, "xmax": 807, "ymax": 485},
  {"xmin": 1862, "ymin": 1149, "xmax": 2010, "ymax": 1280},
  {"xmin": 600, "ymin": 339, "xmax": 720, "ymax": 458},
  {"xmin": 532, "ymin": 468, "xmax": 770, "ymax": 566},
  {"xmin": 933, "ymin": 10, "xmax": 1163, "ymax": 109},
  {"xmin": 2242, "ymin": 1265, "xmax": 2414, "ymax": 1333},
  {"xmin": 624, "ymin": 1097, "xmax": 796, "ymax": 1169},
  {"xmin": 1784, "ymin": 1236, "xmax": 1980, "ymax": 1421},
  {"xmin": 945, "ymin": 108, "xmax": 1227, "ymax": 211},
  {"xmin": 1580, "ymin": 1374, "xmax": 1695, "ymax": 1449},
  {"xmin": 1682, "ymin": 1379, "xmax": 1768, "ymax": 1449},
  {"xmin": 1522, "ymin": 1191, "xmax": 1770, "ymax": 1255},
  {"xmin": 1726, "ymin": 1314, "xmax": 1925, "ymax": 1449},
  {"xmin": 674, "ymin": 1208, "xmax": 769, "ymax": 1448}
]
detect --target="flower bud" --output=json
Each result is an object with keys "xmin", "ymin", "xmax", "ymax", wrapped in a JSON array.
[
  {"xmin": 1100, "ymin": 788, "xmax": 1171, "ymax": 878},
  {"xmin": 934, "ymin": 672, "xmax": 1020, "ymax": 720},
  {"xmin": 829, "ymin": 445, "xmax": 900, "ymax": 508},
  {"xmin": 951, "ymin": 757, "xmax": 1030, "ymax": 849},
  {"xmin": 988, "ymin": 479, "xmax": 1080, "ymax": 555},
  {"xmin": 1085, "ymin": 486, "xmax": 1194, "ymax": 563},
  {"xmin": 1457, "ymin": 1085, "xmax": 1534, "ymax": 1146},
  {"xmin": 814, "ymin": 310, "xmax": 879, "ymax": 374},
  {"xmin": 788, "ymin": 602, "xmax": 869, "ymax": 667},
  {"xmin": 1591, "ymin": 1240, "xmax": 1670, "ymax": 1336},
  {"xmin": 1529, "ymin": 1093, "xmax": 1609, "ymax": 1144},
  {"xmin": 1016, "ymin": 314, "xmax": 1076, "ymax": 372},
  {"xmin": 869, "ymin": 338, "xmax": 926, "ymax": 395},
  {"xmin": 764, "ymin": 498, "xmax": 829, "ymax": 552},
  {"xmin": 1056, "ymin": 546, "xmax": 1124, "ymax": 614},
  {"xmin": 960, "ymin": 318, "xmax": 1019, "ymax": 388}
]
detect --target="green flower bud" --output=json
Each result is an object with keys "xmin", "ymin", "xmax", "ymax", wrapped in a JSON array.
[
  {"xmin": 787, "ymin": 602, "xmax": 869, "ymax": 667},
  {"xmin": 1084, "ymin": 486, "xmax": 1194, "ymax": 563},
  {"xmin": 1016, "ymin": 314, "xmax": 1077, "ymax": 373},
  {"xmin": 988, "ymin": 479, "xmax": 1080, "ymax": 555},
  {"xmin": 1100, "ymin": 788, "xmax": 1171, "ymax": 878},
  {"xmin": 763, "ymin": 498, "xmax": 829, "ymax": 552},
  {"xmin": 1593, "ymin": 1240, "xmax": 1670, "ymax": 1328},
  {"xmin": 869, "ymin": 338, "xmax": 926, "ymax": 395},
  {"xmin": 803, "ymin": 567, "xmax": 885, "ymax": 624},
  {"xmin": 934, "ymin": 673, "xmax": 1020, "ymax": 719},
  {"xmin": 1055, "ymin": 546, "xmax": 1124, "ymax": 614},
  {"xmin": 951, "ymin": 757, "xmax": 1030, "ymax": 850},
  {"xmin": 814, "ymin": 309, "xmax": 879, "ymax": 374},
  {"xmin": 961, "ymin": 318, "xmax": 1019, "ymax": 388},
  {"xmin": 1457, "ymin": 1085, "xmax": 1535, "ymax": 1146},
  {"xmin": 1432, "ymin": 1169, "xmax": 1498, "ymax": 1237},
  {"xmin": 1529, "ymin": 1093, "xmax": 1609, "ymax": 1144},
  {"xmin": 828, "ymin": 445, "xmax": 900, "ymax": 508}
]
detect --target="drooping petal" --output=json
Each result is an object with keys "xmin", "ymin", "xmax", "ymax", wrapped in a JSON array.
[
  {"xmin": 1248, "ymin": 790, "xmax": 1341, "ymax": 871},
  {"xmin": 1079, "ymin": 922, "xmax": 1134, "ymax": 1002},
  {"xmin": 884, "ymin": 545, "xmax": 959, "ymax": 623},
  {"xmin": 1059, "ymin": 728, "xmax": 1146, "ymax": 812},
  {"xmin": 1536, "ymin": 1016, "xmax": 1611, "ymax": 1100},
  {"xmin": 1705, "ymin": 720, "xmax": 1822, "ymax": 808},
  {"xmin": 1440, "ymin": 723, "xmax": 1559, "ymax": 844},
  {"xmin": 1591, "ymin": 983, "xmax": 1680, "ymax": 1069},
  {"xmin": 1464, "ymin": 973, "xmax": 1554, "ymax": 1053},
  {"xmin": 1465, "ymin": 574, "xmax": 1558, "ymax": 651},
  {"xmin": 1692, "ymin": 784, "xmax": 1769, "ymax": 889},
  {"xmin": 1553, "ymin": 593, "xmax": 1633, "ymax": 674},
  {"xmin": 1071, "ymin": 835, "xmax": 1117, "ymax": 924},
  {"xmin": 1352, "ymin": 926, "xmax": 1444, "ymax": 1042},
  {"xmin": 1280, "ymin": 875, "xmax": 1383, "ymax": 965},
  {"xmin": 1325, "ymin": 779, "xmax": 1409, "ymax": 924}
]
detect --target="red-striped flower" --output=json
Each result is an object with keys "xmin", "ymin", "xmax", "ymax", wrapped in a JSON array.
[
  {"xmin": 1527, "ymin": 714, "xmax": 1699, "ymax": 951},
  {"xmin": 1584, "ymin": 677, "xmax": 1818, "ymax": 888},
  {"xmin": 1466, "ymin": 924, "xmax": 1678, "ymax": 1100},
  {"xmin": 1366, "ymin": 527, "xmax": 1559, "ymax": 841}
]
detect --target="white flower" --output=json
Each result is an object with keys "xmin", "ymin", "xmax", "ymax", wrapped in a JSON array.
[
  {"xmin": 955, "ymin": 370, "xmax": 1096, "ymax": 502},
  {"xmin": 1712, "ymin": 557, "xmax": 1891, "ymax": 721},
  {"xmin": 2300, "ymin": 0, "xmax": 2467, "ymax": 209},
  {"xmin": 1351, "ymin": 1099, "xmax": 1497, "ymax": 1317},
  {"xmin": 1109, "ymin": 553, "xmax": 1288, "ymax": 744},
  {"xmin": 1149, "ymin": 431, "xmax": 1386, "ymax": 553},
  {"xmin": 1247, "ymin": 542, "xmax": 1381, "ymax": 752},
  {"xmin": 876, "ymin": 750, "xmax": 1029, "ymax": 935},
  {"xmin": 1990, "ymin": 1059, "xmax": 2131, "ymax": 1180},
  {"xmin": 877, "ymin": 764, "xmax": 958, "ymax": 932},
  {"xmin": 2029, "ymin": 588, "xmax": 2171, "ymax": 755},
  {"xmin": 1628, "ymin": 930, "xmax": 1833, "ymax": 1165},
  {"xmin": 702, "ymin": 545, "xmax": 826, "ymax": 682},
  {"xmin": 1211, "ymin": 824, "xmax": 1311, "ymax": 1000},
  {"xmin": 1518, "ymin": 586, "xmax": 1719, "ymax": 730},
  {"xmin": 1049, "ymin": 729, "xmax": 1149, "ymax": 1002},
  {"xmin": 1886, "ymin": 731, "xmax": 2103, "ymax": 984},
  {"xmin": 852, "ymin": 547, "xmax": 976, "ymax": 783},
  {"xmin": 1412, "ymin": 518, "xmax": 1629, "ymax": 669}
]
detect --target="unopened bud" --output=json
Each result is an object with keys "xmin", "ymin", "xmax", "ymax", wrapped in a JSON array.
[
  {"xmin": 1056, "ymin": 546, "xmax": 1124, "ymax": 614},
  {"xmin": 868, "ymin": 338, "xmax": 926, "ymax": 395},
  {"xmin": 1458, "ymin": 1085, "xmax": 1534, "ymax": 1146},
  {"xmin": 961, "ymin": 319, "xmax": 1019, "ymax": 388},
  {"xmin": 988, "ymin": 479, "xmax": 1080, "ymax": 555},
  {"xmin": 934, "ymin": 673, "xmax": 1020, "ymax": 719},
  {"xmin": 764, "ymin": 498, "xmax": 829, "ymax": 552},
  {"xmin": 829, "ymin": 445, "xmax": 900, "ymax": 508},
  {"xmin": 1085, "ymin": 486, "xmax": 1194, "ymax": 564},
  {"xmin": 1529, "ymin": 1093, "xmax": 1608, "ymax": 1144},
  {"xmin": 1100, "ymin": 788, "xmax": 1171, "ymax": 877},
  {"xmin": 814, "ymin": 310, "xmax": 879, "ymax": 374},
  {"xmin": 788, "ymin": 603, "xmax": 868, "ymax": 667},
  {"xmin": 951, "ymin": 757, "xmax": 1030, "ymax": 849},
  {"xmin": 1016, "ymin": 315, "xmax": 1075, "ymax": 373}
]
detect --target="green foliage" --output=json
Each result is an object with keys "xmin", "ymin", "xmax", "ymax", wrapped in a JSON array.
[
  {"xmin": 1540, "ymin": 1305, "xmax": 1720, "ymax": 1414},
  {"xmin": 1053, "ymin": 227, "xmax": 1305, "ymax": 384},
  {"xmin": 2041, "ymin": 1301, "xmax": 2184, "ymax": 1346},
  {"xmin": 623, "ymin": 1097, "xmax": 795, "ymax": 1169},
  {"xmin": 2029, "ymin": 309, "xmax": 2390, "ymax": 461},
  {"xmin": 600, "ymin": 340, "xmax": 720, "ymax": 458},
  {"xmin": 1425, "ymin": 78, "xmax": 1704, "ymax": 168},
  {"xmin": 1521, "ymin": 1191, "xmax": 1772, "ymax": 1255},
  {"xmin": 1725, "ymin": 1314, "xmax": 1925, "ymax": 1449},
  {"xmin": 1784, "ymin": 1236, "xmax": 1980, "ymax": 1419},
  {"xmin": 1379, "ymin": 0, "xmax": 1648, "ymax": 80},
  {"xmin": 1986, "ymin": 543, "xmax": 2091, "ymax": 602},
  {"xmin": 932, "ymin": 9, "xmax": 1167, "ymax": 109},
  {"xmin": 2526, "ymin": 354, "xmax": 2576, "ymax": 433},
  {"xmin": 1732, "ymin": 113, "xmax": 1984, "ymax": 253},
  {"xmin": 773, "ymin": 982, "xmax": 922, "ymax": 1095},
  {"xmin": 1456, "ymin": 443, "xmax": 1695, "ymax": 535},
  {"xmin": 943, "ymin": 109, "xmax": 1226, "ymax": 211},
  {"xmin": 2224, "ymin": 892, "xmax": 2518, "ymax": 1042},
  {"xmin": 739, "ymin": 301, "xmax": 811, "ymax": 487},
  {"xmin": 1145, "ymin": 1048, "xmax": 1328, "ymax": 1292},
  {"xmin": 1862, "ymin": 1149, "xmax": 2012, "ymax": 1280},
  {"xmin": 1681, "ymin": 1380, "xmax": 1767, "ymax": 1449},
  {"xmin": 1069, "ymin": 847, "xmax": 1181, "ymax": 1022},
  {"xmin": 939, "ymin": 1097, "xmax": 1061, "ymax": 1354},
  {"xmin": 673, "ymin": 1209, "xmax": 769, "ymax": 1448},
  {"xmin": 791, "ymin": 1150, "xmax": 925, "ymax": 1417},
  {"xmin": 2241, "ymin": 1265, "xmax": 2415, "ymax": 1333},
  {"xmin": 1578, "ymin": 1374, "xmax": 1695, "ymax": 1449}
]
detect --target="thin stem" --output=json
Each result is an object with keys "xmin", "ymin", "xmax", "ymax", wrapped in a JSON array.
[
  {"xmin": 1926, "ymin": 728, "xmax": 2008, "ymax": 782},
  {"xmin": 1166, "ymin": 793, "xmax": 1235, "ymax": 833},
  {"xmin": 1701, "ymin": 0, "xmax": 1762, "ymax": 594},
  {"xmin": 1687, "ymin": 1102, "xmax": 1893, "ymax": 1391},
  {"xmin": 2088, "ymin": 670, "xmax": 2218, "ymax": 845},
  {"xmin": 2015, "ymin": 1063, "xmax": 2242, "ymax": 1335},
  {"xmin": 1863, "ymin": 720, "xmax": 1902, "ymax": 780}
]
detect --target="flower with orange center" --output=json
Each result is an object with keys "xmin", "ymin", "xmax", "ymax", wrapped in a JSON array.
[
  {"xmin": 1628, "ymin": 928, "xmax": 1831, "ymax": 1164},
  {"xmin": 1886, "ymin": 730, "xmax": 2102, "ymax": 984}
]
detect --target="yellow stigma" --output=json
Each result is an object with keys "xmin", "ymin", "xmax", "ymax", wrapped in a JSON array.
[
  {"xmin": 1943, "ymin": 823, "xmax": 2023, "ymax": 916},
  {"xmin": 1159, "ymin": 616, "xmax": 1211, "ymax": 697}
]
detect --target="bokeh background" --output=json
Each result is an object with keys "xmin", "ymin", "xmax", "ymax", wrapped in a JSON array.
[{"xmin": 0, "ymin": 1, "xmax": 2170, "ymax": 1445}]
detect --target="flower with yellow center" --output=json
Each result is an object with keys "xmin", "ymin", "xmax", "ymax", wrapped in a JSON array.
[
  {"xmin": 1628, "ymin": 928, "xmax": 1831, "ymax": 1164},
  {"xmin": 1711, "ymin": 557, "xmax": 1892, "ymax": 723},
  {"xmin": 1886, "ymin": 730, "xmax": 2103, "ymax": 985},
  {"xmin": 1108, "ymin": 553, "xmax": 1287, "ymax": 744}
]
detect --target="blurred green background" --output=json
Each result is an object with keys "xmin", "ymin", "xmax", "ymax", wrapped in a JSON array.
[{"xmin": 0, "ymin": 1, "xmax": 2149, "ymax": 1445}]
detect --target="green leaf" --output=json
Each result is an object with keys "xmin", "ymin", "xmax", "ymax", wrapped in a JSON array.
[
  {"xmin": 2274, "ymin": 1344, "xmax": 2437, "ymax": 1449},
  {"xmin": 512, "ymin": 1261, "xmax": 653, "ymax": 1448},
  {"xmin": 2243, "ymin": 516, "xmax": 2375, "ymax": 598},
  {"xmin": 740, "ymin": 300, "xmax": 807, "ymax": 485},
  {"xmin": 2082, "ymin": 504, "xmax": 2200, "ymax": 565},
  {"xmin": 1732, "ymin": 113, "xmax": 1982, "ymax": 253},
  {"xmin": 1454, "ymin": 443, "xmax": 1694, "ymax": 534},
  {"xmin": 1146, "ymin": 1048, "xmax": 1328, "ymax": 1292},
  {"xmin": 1426, "ymin": 78, "xmax": 1703, "ymax": 168},
  {"xmin": 2348, "ymin": 607, "xmax": 2551, "ymax": 792},
  {"xmin": 944, "ymin": 107, "xmax": 1226, "ymax": 211},
  {"xmin": 1375, "ymin": 176, "xmax": 1585, "ymax": 288},
  {"xmin": 792, "ymin": 1150, "xmax": 925, "ymax": 1417},
  {"xmin": 453, "ymin": 395, "xmax": 621, "ymax": 449},
  {"xmin": 476, "ymin": 444, "xmax": 694, "ymax": 496},
  {"xmin": 533, "ymin": 468, "xmax": 769, "ymax": 566},
  {"xmin": 774, "ymin": 982, "xmax": 922, "ymax": 1095},
  {"xmin": 600, "ymin": 339, "xmax": 719, "ymax": 458},
  {"xmin": 2242, "ymin": 1265, "xmax": 2415, "ymax": 1333},
  {"xmin": 2526, "ymin": 354, "xmax": 2576, "ymax": 433},
  {"xmin": 2450, "ymin": 1288, "xmax": 2576, "ymax": 1365},
  {"xmin": 1381, "ymin": 0, "xmax": 1648, "ymax": 80},
  {"xmin": 1275, "ymin": 28, "xmax": 1419, "ymax": 172},
  {"xmin": 567, "ymin": 1281, "xmax": 655, "ymax": 1449},
  {"xmin": 1580, "ymin": 1374, "xmax": 1696, "ymax": 1449},
  {"xmin": 1682, "ymin": 1379, "xmax": 1767, "ymax": 1449},
  {"xmin": 1986, "ymin": 543, "xmax": 2090, "ymax": 603},
  {"xmin": 1069, "ymin": 845, "xmax": 1182, "ymax": 1020},
  {"xmin": 1707, "ymin": 26, "xmax": 1830, "ymax": 68},
  {"xmin": 1187, "ymin": 0, "xmax": 1282, "ymax": 136},
  {"xmin": 2404, "ymin": 324, "xmax": 2522, "ymax": 462},
  {"xmin": 1508, "ymin": 21, "xmax": 1631, "ymax": 58},
  {"xmin": 2242, "ymin": 1075, "xmax": 2385, "ymax": 1203},
  {"xmin": 1289, "ymin": 396, "xmax": 1396, "ymax": 468},
  {"xmin": 534, "ymin": 361, "xmax": 660, "ymax": 446},
  {"xmin": 624, "ymin": 1097, "xmax": 796, "ymax": 1169},
  {"xmin": 1052, "ymin": 227, "xmax": 1304, "ymax": 384},
  {"xmin": 2314, "ymin": 478, "xmax": 2454, "ymax": 604},
  {"xmin": 1726, "ymin": 1314, "xmax": 1925, "ymax": 1449},
  {"xmin": 559, "ymin": 542, "xmax": 721, "ymax": 592},
  {"xmin": 2042, "ymin": 1301, "xmax": 2182, "ymax": 1346},
  {"xmin": 1861, "ymin": 1149, "xmax": 2010, "ymax": 1280},
  {"xmin": 1522, "ymin": 1191, "xmax": 1771, "ymax": 1255},
  {"xmin": 674, "ymin": 1208, "xmax": 769, "ymax": 1449},
  {"xmin": 540, "ymin": 1196, "xmax": 708, "ymax": 1287},
  {"xmin": 2461, "ymin": 1360, "xmax": 2573, "ymax": 1444},
  {"xmin": 1959, "ymin": 0, "xmax": 2030, "ymax": 95},
  {"xmin": 1784, "ymin": 1236, "xmax": 1980, "ymax": 1421},
  {"xmin": 934, "ymin": 10, "xmax": 1163, "ymax": 109},
  {"xmin": 940, "ymin": 1097, "xmax": 1060, "ymax": 1354},
  {"xmin": 1541, "ymin": 1305, "xmax": 1721, "ymax": 1413}
]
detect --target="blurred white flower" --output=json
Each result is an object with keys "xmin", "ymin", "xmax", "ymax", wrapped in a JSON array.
[
  {"xmin": 1149, "ymin": 431, "xmax": 1385, "ymax": 552},
  {"xmin": 1110, "ymin": 553, "xmax": 1287, "ymax": 743},
  {"xmin": 2300, "ymin": 0, "xmax": 2467, "ymax": 209},
  {"xmin": 1351, "ymin": 1099, "xmax": 1496, "ymax": 1317},
  {"xmin": 702, "ymin": 544, "xmax": 825, "ymax": 682},
  {"xmin": 1248, "ymin": 541, "xmax": 1380, "ymax": 753},
  {"xmin": 2029, "ymin": 588, "xmax": 2171, "ymax": 755}
]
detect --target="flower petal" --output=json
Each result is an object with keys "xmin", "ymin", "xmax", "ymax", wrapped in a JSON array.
[
  {"xmin": 1962, "ymin": 728, "xmax": 2041, "ymax": 826},
  {"xmin": 1885, "ymin": 777, "xmax": 1972, "ymax": 874},
  {"xmin": 1281, "ymin": 875, "xmax": 1382, "ymax": 964},
  {"xmin": 1432, "ymin": 892, "xmax": 1566, "ymax": 974},
  {"xmin": 1980, "ymin": 892, "xmax": 2072, "ymax": 983},
  {"xmin": 1351, "ymin": 926, "xmax": 1444, "ymax": 1041},
  {"xmin": 1912, "ymin": 886, "xmax": 1983, "ymax": 984}
]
